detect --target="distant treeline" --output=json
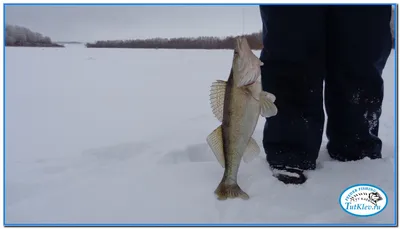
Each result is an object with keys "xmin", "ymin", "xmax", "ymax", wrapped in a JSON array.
[
  {"xmin": 85, "ymin": 31, "xmax": 264, "ymax": 50},
  {"xmin": 56, "ymin": 41, "xmax": 83, "ymax": 44},
  {"xmin": 5, "ymin": 24, "xmax": 64, "ymax": 48}
]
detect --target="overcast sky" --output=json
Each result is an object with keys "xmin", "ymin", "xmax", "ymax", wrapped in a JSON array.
[{"xmin": 5, "ymin": 5, "xmax": 262, "ymax": 42}]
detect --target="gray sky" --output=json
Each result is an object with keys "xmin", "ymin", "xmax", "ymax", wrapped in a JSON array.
[{"xmin": 5, "ymin": 5, "xmax": 262, "ymax": 43}]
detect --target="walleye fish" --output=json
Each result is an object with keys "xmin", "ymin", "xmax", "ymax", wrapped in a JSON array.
[{"xmin": 206, "ymin": 36, "xmax": 278, "ymax": 200}]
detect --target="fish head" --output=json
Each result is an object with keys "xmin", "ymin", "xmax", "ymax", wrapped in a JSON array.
[
  {"xmin": 232, "ymin": 36, "xmax": 264, "ymax": 87},
  {"xmin": 234, "ymin": 36, "xmax": 251, "ymax": 55}
]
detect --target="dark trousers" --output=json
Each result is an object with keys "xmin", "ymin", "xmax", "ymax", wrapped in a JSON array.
[{"xmin": 259, "ymin": 6, "xmax": 393, "ymax": 170}]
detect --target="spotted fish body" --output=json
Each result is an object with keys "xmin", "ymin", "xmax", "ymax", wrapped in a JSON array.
[{"xmin": 207, "ymin": 37, "xmax": 278, "ymax": 200}]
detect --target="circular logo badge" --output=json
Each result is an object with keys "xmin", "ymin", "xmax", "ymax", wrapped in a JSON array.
[{"xmin": 339, "ymin": 184, "xmax": 388, "ymax": 217}]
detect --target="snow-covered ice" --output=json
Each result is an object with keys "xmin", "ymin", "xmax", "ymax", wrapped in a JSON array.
[{"xmin": 4, "ymin": 46, "xmax": 396, "ymax": 225}]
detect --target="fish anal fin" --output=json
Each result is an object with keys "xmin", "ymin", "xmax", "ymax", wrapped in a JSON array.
[{"xmin": 206, "ymin": 125, "xmax": 225, "ymax": 168}]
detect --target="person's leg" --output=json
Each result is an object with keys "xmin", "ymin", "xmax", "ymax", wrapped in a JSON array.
[
  {"xmin": 259, "ymin": 6, "xmax": 327, "ymax": 184},
  {"xmin": 325, "ymin": 6, "xmax": 392, "ymax": 161}
]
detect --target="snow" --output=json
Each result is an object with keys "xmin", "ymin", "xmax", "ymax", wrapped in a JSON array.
[{"xmin": 4, "ymin": 46, "xmax": 396, "ymax": 225}]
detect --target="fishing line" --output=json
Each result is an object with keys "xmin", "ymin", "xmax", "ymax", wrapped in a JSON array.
[{"xmin": 241, "ymin": 7, "xmax": 245, "ymax": 36}]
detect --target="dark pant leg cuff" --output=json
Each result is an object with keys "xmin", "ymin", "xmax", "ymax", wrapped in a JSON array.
[{"xmin": 327, "ymin": 140, "xmax": 382, "ymax": 162}]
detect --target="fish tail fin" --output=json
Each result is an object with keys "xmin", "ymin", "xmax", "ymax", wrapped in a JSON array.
[{"xmin": 214, "ymin": 180, "xmax": 250, "ymax": 200}]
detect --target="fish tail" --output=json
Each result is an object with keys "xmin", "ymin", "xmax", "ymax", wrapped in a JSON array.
[{"xmin": 214, "ymin": 179, "xmax": 249, "ymax": 200}]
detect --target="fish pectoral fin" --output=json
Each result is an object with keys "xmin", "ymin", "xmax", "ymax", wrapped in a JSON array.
[
  {"xmin": 206, "ymin": 125, "xmax": 225, "ymax": 168},
  {"xmin": 209, "ymin": 80, "xmax": 227, "ymax": 122},
  {"xmin": 243, "ymin": 137, "xmax": 261, "ymax": 163},
  {"xmin": 259, "ymin": 91, "xmax": 278, "ymax": 118}
]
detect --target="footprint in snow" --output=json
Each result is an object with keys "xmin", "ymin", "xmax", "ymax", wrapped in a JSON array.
[
  {"xmin": 158, "ymin": 143, "xmax": 215, "ymax": 165},
  {"xmin": 81, "ymin": 142, "xmax": 150, "ymax": 164}
]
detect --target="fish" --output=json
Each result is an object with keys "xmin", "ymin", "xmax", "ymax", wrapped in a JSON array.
[{"xmin": 206, "ymin": 36, "xmax": 278, "ymax": 200}]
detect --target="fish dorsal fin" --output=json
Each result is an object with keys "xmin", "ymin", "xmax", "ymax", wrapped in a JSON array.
[
  {"xmin": 243, "ymin": 137, "xmax": 261, "ymax": 163},
  {"xmin": 206, "ymin": 125, "xmax": 225, "ymax": 168},
  {"xmin": 259, "ymin": 91, "xmax": 278, "ymax": 118},
  {"xmin": 209, "ymin": 80, "xmax": 227, "ymax": 122}
]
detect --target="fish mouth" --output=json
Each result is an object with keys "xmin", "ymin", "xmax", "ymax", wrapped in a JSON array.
[
  {"xmin": 235, "ymin": 37, "xmax": 244, "ymax": 53},
  {"xmin": 244, "ymin": 80, "xmax": 256, "ymax": 87},
  {"xmin": 235, "ymin": 36, "xmax": 250, "ymax": 56}
]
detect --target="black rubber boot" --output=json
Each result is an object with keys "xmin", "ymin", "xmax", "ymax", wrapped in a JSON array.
[{"xmin": 270, "ymin": 165, "xmax": 307, "ymax": 185}]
